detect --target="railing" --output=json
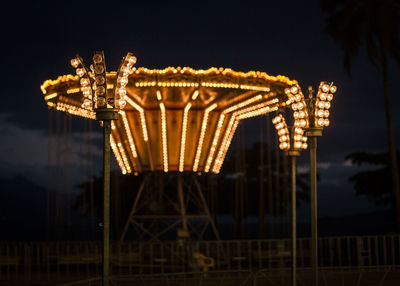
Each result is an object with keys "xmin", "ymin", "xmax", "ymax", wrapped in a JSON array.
[{"xmin": 0, "ymin": 235, "xmax": 399, "ymax": 283}]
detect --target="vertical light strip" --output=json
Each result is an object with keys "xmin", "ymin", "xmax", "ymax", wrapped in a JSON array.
[
  {"xmin": 214, "ymin": 120, "xmax": 240, "ymax": 173},
  {"xmin": 193, "ymin": 103, "xmax": 217, "ymax": 172},
  {"xmin": 179, "ymin": 103, "xmax": 192, "ymax": 172},
  {"xmin": 212, "ymin": 115, "xmax": 237, "ymax": 172},
  {"xmin": 126, "ymin": 97, "xmax": 149, "ymax": 142},
  {"xmin": 121, "ymin": 112, "xmax": 138, "ymax": 158},
  {"xmin": 110, "ymin": 135, "xmax": 127, "ymax": 174},
  {"xmin": 204, "ymin": 113, "xmax": 225, "ymax": 172},
  {"xmin": 160, "ymin": 102, "xmax": 168, "ymax": 172},
  {"xmin": 117, "ymin": 142, "xmax": 132, "ymax": 173}
]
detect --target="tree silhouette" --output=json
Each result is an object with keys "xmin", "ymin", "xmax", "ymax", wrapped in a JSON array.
[
  {"xmin": 321, "ymin": 0, "xmax": 400, "ymax": 231},
  {"xmin": 346, "ymin": 152, "xmax": 400, "ymax": 207}
]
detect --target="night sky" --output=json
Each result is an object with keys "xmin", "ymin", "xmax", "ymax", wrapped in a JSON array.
[{"xmin": 1, "ymin": 0, "xmax": 400, "ymax": 236}]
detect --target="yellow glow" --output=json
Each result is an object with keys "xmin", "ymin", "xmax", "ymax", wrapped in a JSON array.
[
  {"xmin": 126, "ymin": 97, "xmax": 149, "ymax": 142},
  {"xmin": 156, "ymin": 90, "xmax": 162, "ymax": 101},
  {"xmin": 179, "ymin": 103, "xmax": 192, "ymax": 172},
  {"xmin": 213, "ymin": 116, "xmax": 237, "ymax": 173},
  {"xmin": 224, "ymin": 94, "xmax": 263, "ymax": 114},
  {"xmin": 44, "ymin": 93, "xmax": 58, "ymax": 101},
  {"xmin": 110, "ymin": 135, "xmax": 127, "ymax": 175},
  {"xmin": 191, "ymin": 90, "xmax": 200, "ymax": 100},
  {"xmin": 121, "ymin": 112, "xmax": 138, "ymax": 158},
  {"xmin": 204, "ymin": 114, "xmax": 225, "ymax": 172},
  {"xmin": 160, "ymin": 102, "xmax": 168, "ymax": 172},
  {"xmin": 193, "ymin": 103, "xmax": 218, "ymax": 172},
  {"xmin": 56, "ymin": 102, "xmax": 95, "ymax": 119},
  {"xmin": 214, "ymin": 119, "xmax": 239, "ymax": 173},
  {"xmin": 66, "ymin": 88, "xmax": 81, "ymax": 94}
]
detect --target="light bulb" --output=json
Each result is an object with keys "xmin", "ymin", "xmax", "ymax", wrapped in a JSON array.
[
  {"xmin": 300, "ymin": 119, "xmax": 307, "ymax": 127},
  {"xmin": 95, "ymin": 76, "xmax": 105, "ymax": 85},
  {"xmin": 302, "ymin": 136, "xmax": 307, "ymax": 142},
  {"xmin": 118, "ymin": 88, "xmax": 126, "ymax": 97},
  {"xmin": 298, "ymin": 102, "xmax": 304, "ymax": 110},
  {"xmin": 299, "ymin": 111, "xmax": 305, "ymax": 118},
  {"xmin": 95, "ymin": 86, "xmax": 105, "ymax": 96},
  {"xmin": 82, "ymin": 99, "xmax": 91, "ymax": 109},
  {"xmin": 295, "ymin": 128, "xmax": 303, "ymax": 135},
  {"xmin": 318, "ymin": 101, "xmax": 325, "ymax": 109},
  {"xmin": 324, "ymin": 110, "xmax": 330, "ymax": 117},
  {"xmin": 118, "ymin": 99, "xmax": 126, "ymax": 109},
  {"xmin": 94, "ymin": 64, "xmax": 104, "ymax": 74},
  {"xmin": 325, "ymin": 102, "xmax": 331, "ymax": 109},
  {"xmin": 284, "ymin": 88, "xmax": 291, "ymax": 95},
  {"xmin": 278, "ymin": 129, "xmax": 287, "ymax": 136},
  {"xmin": 276, "ymin": 123, "xmax": 284, "ymax": 130},
  {"xmin": 302, "ymin": 143, "xmax": 308, "ymax": 149},
  {"xmin": 119, "ymin": 77, "xmax": 128, "ymax": 86},
  {"xmin": 281, "ymin": 135, "xmax": 288, "ymax": 141},
  {"xmin": 70, "ymin": 58, "xmax": 80, "ymax": 68},
  {"xmin": 330, "ymin": 86, "xmax": 337, "ymax": 93},
  {"xmin": 319, "ymin": 93, "xmax": 327, "ymax": 100},
  {"xmin": 272, "ymin": 116, "xmax": 281, "ymax": 124},
  {"xmin": 76, "ymin": 68, "xmax": 85, "ymax": 77},
  {"xmin": 97, "ymin": 97, "xmax": 106, "ymax": 107},
  {"xmin": 294, "ymin": 112, "xmax": 299, "ymax": 119},
  {"xmin": 327, "ymin": 94, "xmax": 333, "ymax": 101},
  {"xmin": 82, "ymin": 87, "xmax": 91, "ymax": 96},
  {"xmin": 292, "ymin": 103, "xmax": 298, "ymax": 110},
  {"xmin": 318, "ymin": 110, "xmax": 324, "ymax": 117},
  {"xmin": 80, "ymin": 78, "xmax": 90, "ymax": 86},
  {"xmin": 127, "ymin": 55, "xmax": 137, "ymax": 65},
  {"xmin": 295, "ymin": 142, "xmax": 302, "ymax": 149},
  {"xmin": 291, "ymin": 86, "xmax": 298, "ymax": 94},
  {"xmin": 93, "ymin": 54, "xmax": 103, "ymax": 64},
  {"xmin": 324, "ymin": 119, "xmax": 330, "ymax": 126},
  {"xmin": 318, "ymin": 118, "xmax": 325, "ymax": 126},
  {"xmin": 322, "ymin": 84, "xmax": 329, "ymax": 93},
  {"xmin": 295, "ymin": 95, "xmax": 301, "ymax": 102}
]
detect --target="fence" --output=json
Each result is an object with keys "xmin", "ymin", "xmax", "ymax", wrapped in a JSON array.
[{"xmin": 0, "ymin": 235, "xmax": 399, "ymax": 283}]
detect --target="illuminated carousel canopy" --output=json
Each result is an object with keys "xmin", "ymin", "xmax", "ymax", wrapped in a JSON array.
[{"xmin": 41, "ymin": 67, "xmax": 297, "ymax": 174}]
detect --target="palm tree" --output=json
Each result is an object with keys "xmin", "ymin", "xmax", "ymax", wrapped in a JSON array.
[{"xmin": 321, "ymin": 0, "xmax": 400, "ymax": 231}]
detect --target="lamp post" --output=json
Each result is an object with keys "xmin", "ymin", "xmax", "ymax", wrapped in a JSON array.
[
  {"xmin": 285, "ymin": 83, "xmax": 337, "ymax": 286},
  {"xmin": 70, "ymin": 51, "xmax": 136, "ymax": 286},
  {"xmin": 272, "ymin": 114, "xmax": 308, "ymax": 286}
]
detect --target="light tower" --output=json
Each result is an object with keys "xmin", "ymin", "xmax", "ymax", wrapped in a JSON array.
[
  {"xmin": 285, "ymin": 83, "xmax": 337, "ymax": 286},
  {"xmin": 272, "ymin": 110, "xmax": 308, "ymax": 286},
  {"xmin": 70, "ymin": 51, "xmax": 137, "ymax": 286}
]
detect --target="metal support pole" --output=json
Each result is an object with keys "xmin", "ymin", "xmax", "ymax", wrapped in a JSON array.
[
  {"xmin": 291, "ymin": 155, "xmax": 297, "ymax": 286},
  {"xmin": 177, "ymin": 174, "xmax": 188, "ymax": 230},
  {"xmin": 102, "ymin": 120, "xmax": 111, "ymax": 286},
  {"xmin": 309, "ymin": 135, "xmax": 318, "ymax": 286}
]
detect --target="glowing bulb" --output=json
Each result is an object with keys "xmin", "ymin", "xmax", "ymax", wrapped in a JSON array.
[
  {"xmin": 318, "ymin": 110, "xmax": 324, "ymax": 117},
  {"xmin": 272, "ymin": 116, "xmax": 282, "ymax": 124},
  {"xmin": 295, "ymin": 94, "xmax": 301, "ymax": 102},
  {"xmin": 318, "ymin": 118, "xmax": 325, "ymax": 126},
  {"xmin": 298, "ymin": 102, "xmax": 304, "ymax": 110},
  {"xmin": 278, "ymin": 129, "xmax": 287, "ymax": 136},
  {"xmin": 82, "ymin": 87, "xmax": 91, "ymax": 96},
  {"xmin": 118, "ymin": 99, "xmax": 126, "ymax": 109},
  {"xmin": 94, "ymin": 64, "xmax": 104, "ymax": 74},
  {"xmin": 93, "ymin": 54, "xmax": 103, "ymax": 64},
  {"xmin": 299, "ymin": 111, "xmax": 305, "ymax": 118},
  {"xmin": 127, "ymin": 55, "xmax": 137, "ymax": 65},
  {"xmin": 97, "ymin": 97, "xmax": 106, "ymax": 107},
  {"xmin": 95, "ymin": 86, "xmax": 105, "ymax": 96},
  {"xmin": 95, "ymin": 76, "xmax": 105, "ymax": 85},
  {"xmin": 324, "ymin": 110, "xmax": 330, "ymax": 117},
  {"xmin": 281, "ymin": 135, "xmax": 288, "ymax": 141},
  {"xmin": 325, "ymin": 102, "xmax": 331, "ymax": 109},
  {"xmin": 292, "ymin": 103, "xmax": 298, "ymax": 110},
  {"xmin": 118, "ymin": 88, "xmax": 126, "ymax": 97},
  {"xmin": 319, "ymin": 93, "xmax": 327, "ymax": 100},
  {"xmin": 300, "ymin": 119, "xmax": 307, "ymax": 127},
  {"xmin": 293, "ymin": 112, "xmax": 299, "ymax": 119},
  {"xmin": 76, "ymin": 68, "xmax": 85, "ymax": 77},
  {"xmin": 327, "ymin": 94, "xmax": 333, "ymax": 101},
  {"xmin": 322, "ymin": 84, "xmax": 329, "ymax": 93},
  {"xmin": 119, "ymin": 77, "xmax": 128, "ymax": 86},
  {"xmin": 284, "ymin": 88, "xmax": 290, "ymax": 95},
  {"xmin": 318, "ymin": 101, "xmax": 325, "ymax": 109},
  {"xmin": 282, "ymin": 142, "xmax": 289, "ymax": 149},
  {"xmin": 82, "ymin": 99, "xmax": 91, "ymax": 109},
  {"xmin": 302, "ymin": 143, "xmax": 308, "ymax": 149},
  {"xmin": 330, "ymin": 86, "xmax": 337, "ymax": 93},
  {"xmin": 295, "ymin": 142, "xmax": 302, "ymax": 149},
  {"xmin": 70, "ymin": 58, "xmax": 80, "ymax": 68},
  {"xmin": 291, "ymin": 86, "xmax": 298, "ymax": 94},
  {"xmin": 324, "ymin": 119, "xmax": 330, "ymax": 126},
  {"xmin": 80, "ymin": 78, "xmax": 90, "ymax": 86},
  {"xmin": 295, "ymin": 128, "xmax": 303, "ymax": 134}
]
